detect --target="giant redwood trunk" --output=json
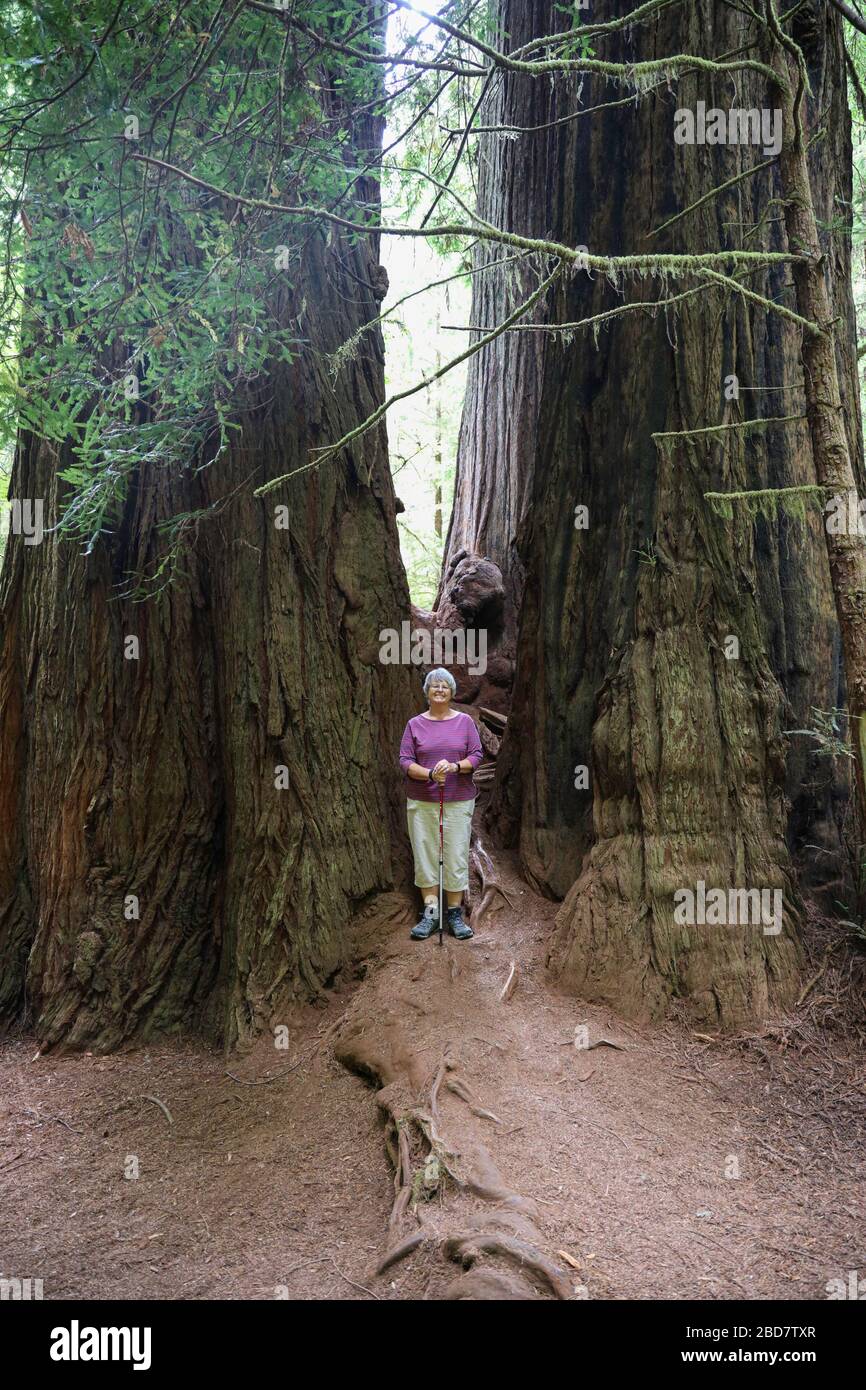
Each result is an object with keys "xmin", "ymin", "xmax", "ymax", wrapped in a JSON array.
[
  {"xmin": 470, "ymin": 0, "xmax": 862, "ymax": 1023},
  {"xmin": 765, "ymin": 20, "xmax": 866, "ymax": 864},
  {"xmin": 197, "ymin": 223, "xmax": 415, "ymax": 1045},
  {"xmin": 0, "ymin": 28, "xmax": 414, "ymax": 1051},
  {"xmin": 438, "ymin": 0, "xmax": 568, "ymax": 642}
]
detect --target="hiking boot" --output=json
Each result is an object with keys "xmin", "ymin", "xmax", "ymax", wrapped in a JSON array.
[
  {"xmin": 447, "ymin": 906, "xmax": 473, "ymax": 940},
  {"xmin": 410, "ymin": 903, "xmax": 439, "ymax": 940}
]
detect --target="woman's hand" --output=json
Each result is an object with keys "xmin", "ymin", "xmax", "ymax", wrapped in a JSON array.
[{"xmin": 431, "ymin": 759, "xmax": 453, "ymax": 783}]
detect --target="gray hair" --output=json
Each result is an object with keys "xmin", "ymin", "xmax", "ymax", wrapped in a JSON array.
[{"xmin": 423, "ymin": 667, "xmax": 457, "ymax": 697}]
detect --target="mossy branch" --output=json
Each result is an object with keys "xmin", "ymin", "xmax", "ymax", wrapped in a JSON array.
[
  {"xmin": 703, "ymin": 483, "xmax": 833, "ymax": 523},
  {"xmin": 653, "ymin": 414, "xmax": 806, "ymax": 447},
  {"xmin": 509, "ymin": 0, "xmax": 679, "ymax": 55},
  {"xmin": 698, "ymin": 266, "xmax": 822, "ymax": 336},
  {"xmin": 445, "ymin": 263, "xmax": 788, "ymax": 342},
  {"xmin": 132, "ymin": 152, "xmax": 806, "ymax": 281},
  {"xmin": 386, "ymin": 1, "xmax": 786, "ymax": 87}
]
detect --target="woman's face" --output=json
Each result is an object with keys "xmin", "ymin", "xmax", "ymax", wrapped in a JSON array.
[{"xmin": 427, "ymin": 678, "xmax": 452, "ymax": 711}]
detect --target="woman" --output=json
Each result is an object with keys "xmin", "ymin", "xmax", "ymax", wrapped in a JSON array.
[{"xmin": 398, "ymin": 667, "xmax": 484, "ymax": 940}]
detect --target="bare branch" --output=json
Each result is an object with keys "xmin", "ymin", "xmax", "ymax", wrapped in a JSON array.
[
  {"xmin": 698, "ymin": 266, "xmax": 822, "ymax": 336},
  {"xmin": 442, "ymin": 281, "xmax": 733, "ymax": 336},
  {"xmin": 388, "ymin": 0, "xmax": 784, "ymax": 86},
  {"xmin": 646, "ymin": 128, "xmax": 824, "ymax": 240},
  {"xmin": 254, "ymin": 259, "xmax": 567, "ymax": 493},
  {"xmin": 829, "ymin": 0, "xmax": 866, "ymax": 38},
  {"xmin": 242, "ymin": 1, "xmax": 485, "ymax": 75}
]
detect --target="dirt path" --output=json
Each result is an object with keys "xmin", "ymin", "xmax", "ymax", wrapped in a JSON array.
[{"xmin": 1, "ymin": 841, "xmax": 863, "ymax": 1300}]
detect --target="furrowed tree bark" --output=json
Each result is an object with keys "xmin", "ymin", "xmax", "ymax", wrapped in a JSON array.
[
  {"xmin": 199, "ymin": 215, "xmax": 415, "ymax": 1045},
  {"xmin": 466, "ymin": 0, "xmax": 861, "ymax": 1024},
  {"xmin": 0, "ymin": 13, "xmax": 414, "ymax": 1051},
  {"xmin": 764, "ymin": 12, "xmax": 866, "ymax": 880},
  {"xmin": 0, "ymin": 417, "xmax": 225, "ymax": 1048},
  {"xmin": 437, "ymin": 0, "xmax": 571, "ymax": 641}
]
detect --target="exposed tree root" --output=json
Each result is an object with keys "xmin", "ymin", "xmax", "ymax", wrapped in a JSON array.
[
  {"xmin": 375, "ymin": 1231, "xmax": 426, "ymax": 1275},
  {"xmin": 430, "ymin": 1056, "xmax": 447, "ymax": 1123},
  {"xmin": 333, "ymin": 998, "xmax": 571, "ymax": 1299},
  {"xmin": 442, "ymin": 1268, "xmax": 529, "ymax": 1299},
  {"xmin": 446, "ymin": 1210, "xmax": 572, "ymax": 1297},
  {"xmin": 462, "ymin": 1144, "xmax": 539, "ymax": 1212},
  {"xmin": 409, "ymin": 1107, "xmax": 465, "ymax": 1185},
  {"xmin": 443, "ymin": 1226, "xmax": 572, "ymax": 1300},
  {"xmin": 470, "ymin": 835, "xmax": 518, "ymax": 929},
  {"xmin": 444, "ymin": 1069, "xmax": 503, "ymax": 1125}
]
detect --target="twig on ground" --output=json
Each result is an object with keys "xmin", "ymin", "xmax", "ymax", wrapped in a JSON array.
[
  {"xmin": 141, "ymin": 1095, "xmax": 173, "ymax": 1126},
  {"xmin": 499, "ymin": 961, "xmax": 518, "ymax": 1003},
  {"xmin": 329, "ymin": 1255, "xmax": 382, "ymax": 1300},
  {"xmin": 224, "ymin": 1043, "xmax": 318, "ymax": 1085},
  {"xmin": 797, "ymin": 952, "xmax": 830, "ymax": 1007},
  {"xmin": 565, "ymin": 1110, "xmax": 633, "ymax": 1149}
]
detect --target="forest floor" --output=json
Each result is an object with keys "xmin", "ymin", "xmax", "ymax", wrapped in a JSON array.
[{"xmin": 1, "ymin": 818, "xmax": 864, "ymax": 1300}]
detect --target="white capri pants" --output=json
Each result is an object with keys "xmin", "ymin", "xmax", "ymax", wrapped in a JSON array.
[{"xmin": 406, "ymin": 797, "xmax": 476, "ymax": 892}]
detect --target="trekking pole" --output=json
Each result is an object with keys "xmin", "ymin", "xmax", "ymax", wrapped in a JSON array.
[{"xmin": 438, "ymin": 779, "xmax": 445, "ymax": 948}]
